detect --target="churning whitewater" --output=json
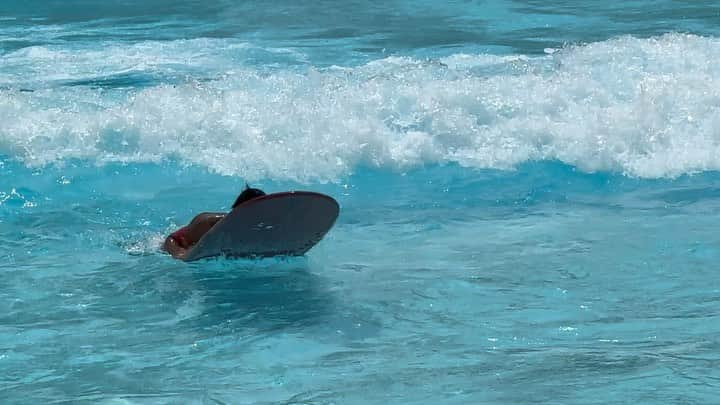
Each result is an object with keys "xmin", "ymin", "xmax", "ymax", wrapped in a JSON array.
[{"xmin": 2, "ymin": 33, "xmax": 720, "ymax": 181}]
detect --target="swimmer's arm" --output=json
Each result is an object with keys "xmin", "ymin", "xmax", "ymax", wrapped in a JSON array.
[
  {"xmin": 163, "ymin": 236, "xmax": 188, "ymax": 260},
  {"xmin": 163, "ymin": 212, "xmax": 226, "ymax": 260}
]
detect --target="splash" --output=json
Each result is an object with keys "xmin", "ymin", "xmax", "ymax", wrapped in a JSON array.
[{"xmin": 1, "ymin": 33, "xmax": 720, "ymax": 181}]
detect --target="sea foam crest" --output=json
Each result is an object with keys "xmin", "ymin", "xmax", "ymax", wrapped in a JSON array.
[{"xmin": 1, "ymin": 33, "xmax": 719, "ymax": 181}]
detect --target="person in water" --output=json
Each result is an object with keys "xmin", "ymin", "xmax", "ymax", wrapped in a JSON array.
[{"xmin": 164, "ymin": 187, "xmax": 266, "ymax": 259}]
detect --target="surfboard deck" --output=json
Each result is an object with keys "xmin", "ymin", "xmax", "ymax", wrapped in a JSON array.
[{"xmin": 182, "ymin": 191, "xmax": 339, "ymax": 262}]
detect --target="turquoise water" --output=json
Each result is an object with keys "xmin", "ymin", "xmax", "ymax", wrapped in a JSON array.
[{"xmin": 2, "ymin": 1, "xmax": 720, "ymax": 403}]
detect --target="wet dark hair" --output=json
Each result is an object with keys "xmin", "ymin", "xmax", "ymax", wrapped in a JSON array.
[{"xmin": 232, "ymin": 186, "xmax": 266, "ymax": 208}]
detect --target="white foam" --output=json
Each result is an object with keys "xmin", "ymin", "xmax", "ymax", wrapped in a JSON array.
[{"xmin": 2, "ymin": 33, "xmax": 720, "ymax": 181}]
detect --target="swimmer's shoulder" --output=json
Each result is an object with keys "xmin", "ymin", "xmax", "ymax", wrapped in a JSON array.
[{"xmin": 190, "ymin": 212, "xmax": 226, "ymax": 225}]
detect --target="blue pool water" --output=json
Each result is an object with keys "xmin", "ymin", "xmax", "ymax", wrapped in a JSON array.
[{"xmin": 2, "ymin": 1, "xmax": 720, "ymax": 403}]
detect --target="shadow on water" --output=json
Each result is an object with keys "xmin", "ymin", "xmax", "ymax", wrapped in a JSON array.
[{"xmin": 171, "ymin": 256, "xmax": 336, "ymax": 333}]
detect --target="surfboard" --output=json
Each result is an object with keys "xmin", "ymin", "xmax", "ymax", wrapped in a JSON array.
[{"xmin": 182, "ymin": 191, "xmax": 339, "ymax": 262}]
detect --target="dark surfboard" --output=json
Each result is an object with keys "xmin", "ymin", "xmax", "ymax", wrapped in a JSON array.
[{"xmin": 182, "ymin": 191, "xmax": 339, "ymax": 262}]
